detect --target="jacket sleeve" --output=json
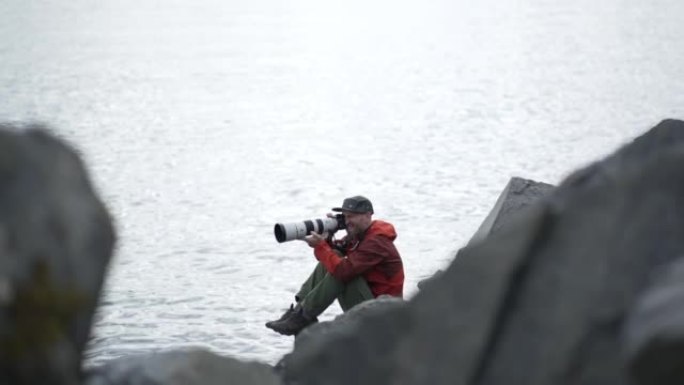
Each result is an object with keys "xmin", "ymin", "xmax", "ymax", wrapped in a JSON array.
[{"xmin": 314, "ymin": 235, "xmax": 391, "ymax": 283}]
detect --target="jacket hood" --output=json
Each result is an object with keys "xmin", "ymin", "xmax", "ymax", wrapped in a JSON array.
[{"xmin": 366, "ymin": 220, "xmax": 397, "ymax": 241}]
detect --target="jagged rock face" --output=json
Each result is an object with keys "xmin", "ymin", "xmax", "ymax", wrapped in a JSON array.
[
  {"xmin": 83, "ymin": 349, "xmax": 283, "ymax": 385},
  {"xmin": 0, "ymin": 125, "xmax": 115, "ymax": 385},
  {"xmin": 281, "ymin": 119, "xmax": 684, "ymax": 385}
]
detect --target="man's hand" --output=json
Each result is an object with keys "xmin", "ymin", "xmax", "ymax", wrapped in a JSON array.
[{"xmin": 303, "ymin": 231, "xmax": 327, "ymax": 248}]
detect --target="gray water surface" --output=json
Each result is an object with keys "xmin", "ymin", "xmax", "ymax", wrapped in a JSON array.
[{"xmin": 1, "ymin": 0, "xmax": 683, "ymax": 365}]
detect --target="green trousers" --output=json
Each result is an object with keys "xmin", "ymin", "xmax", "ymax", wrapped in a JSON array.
[{"xmin": 296, "ymin": 262, "xmax": 374, "ymax": 317}]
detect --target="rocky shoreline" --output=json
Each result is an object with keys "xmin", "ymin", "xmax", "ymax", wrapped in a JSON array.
[{"xmin": 3, "ymin": 120, "xmax": 684, "ymax": 384}]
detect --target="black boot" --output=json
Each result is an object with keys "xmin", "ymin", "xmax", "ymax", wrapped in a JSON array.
[
  {"xmin": 265, "ymin": 303, "xmax": 297, "ymax": 330},
  {"xmin": 267, "ymin": 306, "xmax": 317, "ymax": 336}
]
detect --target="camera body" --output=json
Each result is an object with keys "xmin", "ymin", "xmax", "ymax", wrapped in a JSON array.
[{"xmin": 274, "ymin": 214, "xmax": 346, "ymax": 243}]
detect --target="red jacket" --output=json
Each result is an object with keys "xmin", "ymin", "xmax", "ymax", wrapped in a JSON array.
[{"xmin": 313, "ymin": 220, "xmax": 404, "ymax": 298}]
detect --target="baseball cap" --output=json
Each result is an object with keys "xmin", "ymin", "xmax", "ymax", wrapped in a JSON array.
[{"xmin": 332, "ymin": 195, "xmax": 374, "ymax": 214}]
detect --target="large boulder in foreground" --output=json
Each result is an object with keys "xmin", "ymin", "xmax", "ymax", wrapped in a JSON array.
[
  {"xmin": 293, "ymin": 296, "xmax": 407, "ymax": 351},
  {"xmin": 84, "ymin": 349, "xmax": 282, "ymax": 385},
  {"xmin": 623, "ymin": 257, "xmax": 684, "ymax": 385},
  {"xmin": 277, "ymin": 296, "xmax": 407, "ymax": 373},
  {"xmin": 0, "ymin": 124, "xmax": 115, "ymax": 384},
  {"xmin": 282, "ymin": 119, "xmax": 684, "ymax": 385}
]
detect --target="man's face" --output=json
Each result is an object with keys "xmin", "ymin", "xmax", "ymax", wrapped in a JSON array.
[{"xmin": 343, "ymin": 211, "xmax": 372, "ymax": 237}]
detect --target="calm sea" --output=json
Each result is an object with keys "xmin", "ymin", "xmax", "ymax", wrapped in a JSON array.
[{"xmin": 1, "ymin": 0, "xmax": 683, "ymax": 365}]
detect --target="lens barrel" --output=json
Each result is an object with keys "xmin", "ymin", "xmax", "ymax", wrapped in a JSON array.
[{"xmin": 274, "ymin": 217, "xmax": 341, "ymax": 243}]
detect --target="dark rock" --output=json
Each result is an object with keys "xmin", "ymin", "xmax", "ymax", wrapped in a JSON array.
[
  {"xmin": 416, "ymin": 269, "xmax": 444, "ymax": 291},
  {"xmin": 623, "ymin": 257, "xmax": 684, "ymax": 385},
  {"xmin": 281, "ymin": 119, "xmax": 684, "ymax": 385},
  {"xmin": 276, "ymin": 296, "xmax": 406, "ymax": 376},
  {"xmin": 83, "ymin": 349, "xmax": 282, "ymax": 385},
  {"xmin": 0, "ymin": 124, "xmax": 115, "ymax": 385},
  {"xmin": 298, "ymin": 296, "xmax": 404, "ymax": 348},
  {"xmin": 418, "ymin": 176, "xmax": 554, "ymax": 291},
  {"xmin": 282, "ymin": 296, "xmax": 411, "ymax": 384},
  {"xmin": 468, "ymin": 176, "xmax": 555, "ymax": 245}
]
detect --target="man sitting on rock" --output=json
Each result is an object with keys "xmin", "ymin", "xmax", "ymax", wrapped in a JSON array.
[{"xmin": 266, "ymin": 195, "xmax": 405, "ymax": 336}]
